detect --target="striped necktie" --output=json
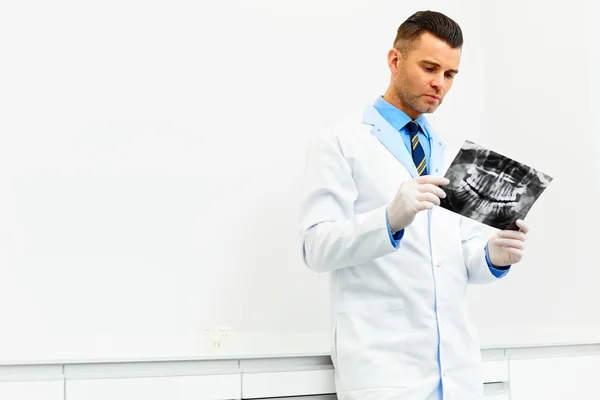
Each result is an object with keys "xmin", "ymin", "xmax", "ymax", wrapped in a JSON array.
[{"xmin": 406, "ymin": 120, "xmax": 427, "ymax": 175}]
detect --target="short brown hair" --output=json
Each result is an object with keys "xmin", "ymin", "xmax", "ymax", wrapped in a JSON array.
[{"xmin": 393, "ymin": 10, "xmax": 463, "ymax": 55}]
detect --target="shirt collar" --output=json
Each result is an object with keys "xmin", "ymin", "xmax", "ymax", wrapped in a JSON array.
[{"xmin": 373, "ymin": 95, "xmax": 430, "ymax": 138}]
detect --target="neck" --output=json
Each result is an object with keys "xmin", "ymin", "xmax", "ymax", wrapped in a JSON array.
[{"xmin": 382, "ymin": 87, "xmax": 421, "ymax": 120}]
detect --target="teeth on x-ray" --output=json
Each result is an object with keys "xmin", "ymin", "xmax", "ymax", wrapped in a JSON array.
[{"xmin": 439, "ymin": 140, "xmax": 553, "ymax": 231}]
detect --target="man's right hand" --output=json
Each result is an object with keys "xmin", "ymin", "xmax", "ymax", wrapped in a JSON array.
[{"xmin": 388, "ymin": 175, "xmax": 450, "ymax": 233}]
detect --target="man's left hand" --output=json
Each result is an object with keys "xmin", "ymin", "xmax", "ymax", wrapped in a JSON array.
[{"xmin": 487, "ymin": 219, "xmax": 529, "ymax": 267}]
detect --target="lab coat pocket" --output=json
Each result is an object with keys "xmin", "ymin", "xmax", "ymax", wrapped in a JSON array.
[{"xmin": 333, "ymin": 299, "xmax": 410, "ymax": 390}]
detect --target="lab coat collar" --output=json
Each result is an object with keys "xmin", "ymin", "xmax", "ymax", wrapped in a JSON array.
[{"xmin": 362, "ymin": 102, "xmax": 447, "ymax": 178}]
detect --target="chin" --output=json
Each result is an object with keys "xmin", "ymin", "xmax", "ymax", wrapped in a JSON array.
[
  {"xmin": 416, "ymin": 100, "xmax": 440, "ymax": 114},
  {"xmin": 418, "ymin": 105, "xmax": 438, "ymax": 114}
]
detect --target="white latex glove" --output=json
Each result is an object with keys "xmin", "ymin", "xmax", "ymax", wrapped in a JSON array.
[
  {"xmin": 388, "ymin": 175, "xmax": 450, "ymax": 233},
  {"xmin": 487, "ymin": 219, "xmax": 529, "ymax": 267}
]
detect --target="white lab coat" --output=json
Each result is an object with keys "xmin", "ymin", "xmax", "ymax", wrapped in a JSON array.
[{"xmin": 298, "ymin": 104, "xmax": 505, "ymax": 400}]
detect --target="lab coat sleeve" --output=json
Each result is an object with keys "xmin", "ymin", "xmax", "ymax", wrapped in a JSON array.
[
  {"xmin": 298, "ymin": 129, "xmax": 399, "ymax": 273},
  {"xmin": 461, "ymin": 218, "xmax": 510, "ymax": 284}
]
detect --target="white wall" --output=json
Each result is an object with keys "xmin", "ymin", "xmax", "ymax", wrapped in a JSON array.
[
  {"xmin": 0, "ymin": 0, "xmax": 597, "ymax": 355},
  {"xmin": 465, "ymin": 0, "xmax": 600, "ymax": 345}
]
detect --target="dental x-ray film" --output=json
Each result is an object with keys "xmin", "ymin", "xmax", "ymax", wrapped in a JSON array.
[{"xmin": 439, "ymin": 140, "xmax": 553, "ymax": 231}]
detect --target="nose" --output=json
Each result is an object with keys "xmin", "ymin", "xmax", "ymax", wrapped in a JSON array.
[{"xmin": 430, "ymin": 73, "xmax": 445, "ymax": 91}]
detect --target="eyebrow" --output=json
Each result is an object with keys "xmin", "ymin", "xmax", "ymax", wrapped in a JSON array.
[{"xmin": 422, "ymin": 60, "xmax": 459, "ymax": 75}]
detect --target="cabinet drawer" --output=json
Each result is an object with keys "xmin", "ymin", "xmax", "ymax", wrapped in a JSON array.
[
  {"xmin": 67, "ymin": 373, "xmax": 240, "ymax": 400},
  {"xmin": 0, "ymin": 381, "xmax": 64, "ymax": 400},
  {"xmin": 242, "ymin": 368, "xmax": 335, "ymax": 398},
  {"xmin": 483, "ymin": 360, "xmax": 508, "ymax": 383}
]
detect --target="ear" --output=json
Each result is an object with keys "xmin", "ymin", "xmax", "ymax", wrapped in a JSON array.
[{"xmin": 388, "ymin": 48, "xmax": 401, "ymax": 74}]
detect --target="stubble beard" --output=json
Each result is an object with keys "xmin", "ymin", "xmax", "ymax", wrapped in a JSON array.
[
  {"xmin": 396, "ymin": 84, "xmax": 436, "ymax": 115},
  {"xmin": 395, "ymin": 73, "xmax": 440, "ymax": 115}
]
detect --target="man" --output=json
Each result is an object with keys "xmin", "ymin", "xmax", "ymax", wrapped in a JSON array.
[{"xmin": 298, "ymin": 10, "xmax": 529, "ymax": 400}]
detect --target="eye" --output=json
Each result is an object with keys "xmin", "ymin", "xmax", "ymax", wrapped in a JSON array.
[
  {"xmin": 424, "ymin": 66, "xmax": 435, "ymax": 72},
  {"xmin": 445, "ymin": 73, "xmax": 455, "ymax": 79}
]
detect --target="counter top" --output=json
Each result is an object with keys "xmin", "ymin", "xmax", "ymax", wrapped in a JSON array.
[{"xmin": 2, "ymin": 326, "xmax": 600, "ymax": 366}]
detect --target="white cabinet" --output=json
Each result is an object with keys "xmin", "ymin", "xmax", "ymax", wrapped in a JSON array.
[
  {"xmin": 0, "ymin": 380, "xmax": 64, "ymax": 400},
  {"xmin": 0, "ymin": 365, "xmax": 63, "ymax": 400},
  {"xmin": 4, "ymin": 344, "xmax": 600, "ymax": 400},
  {"xmin": 65, "ymin": 359, "xmax": 241, "ymax": 400},
  {"xmin": 66, "ymin": 373, "xmax": 241, "ymax": 400},
  {"xmin": 242, "ymin": 368, "xmax": 335, "ymax": 398},
  {"xmin": 481, "ymin": 356, "xmax": 510, "ymax": 399},
  {"xmin": 482, "ymin": 360, "xmax": 508, "ymax": 383},
  {"xmin": 256, "ymin": 397, "xmax": 336, "ymax": 400},
  {"xmin": 509, "ymin": 353, "xmax": 600, "ymax": 399}
]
